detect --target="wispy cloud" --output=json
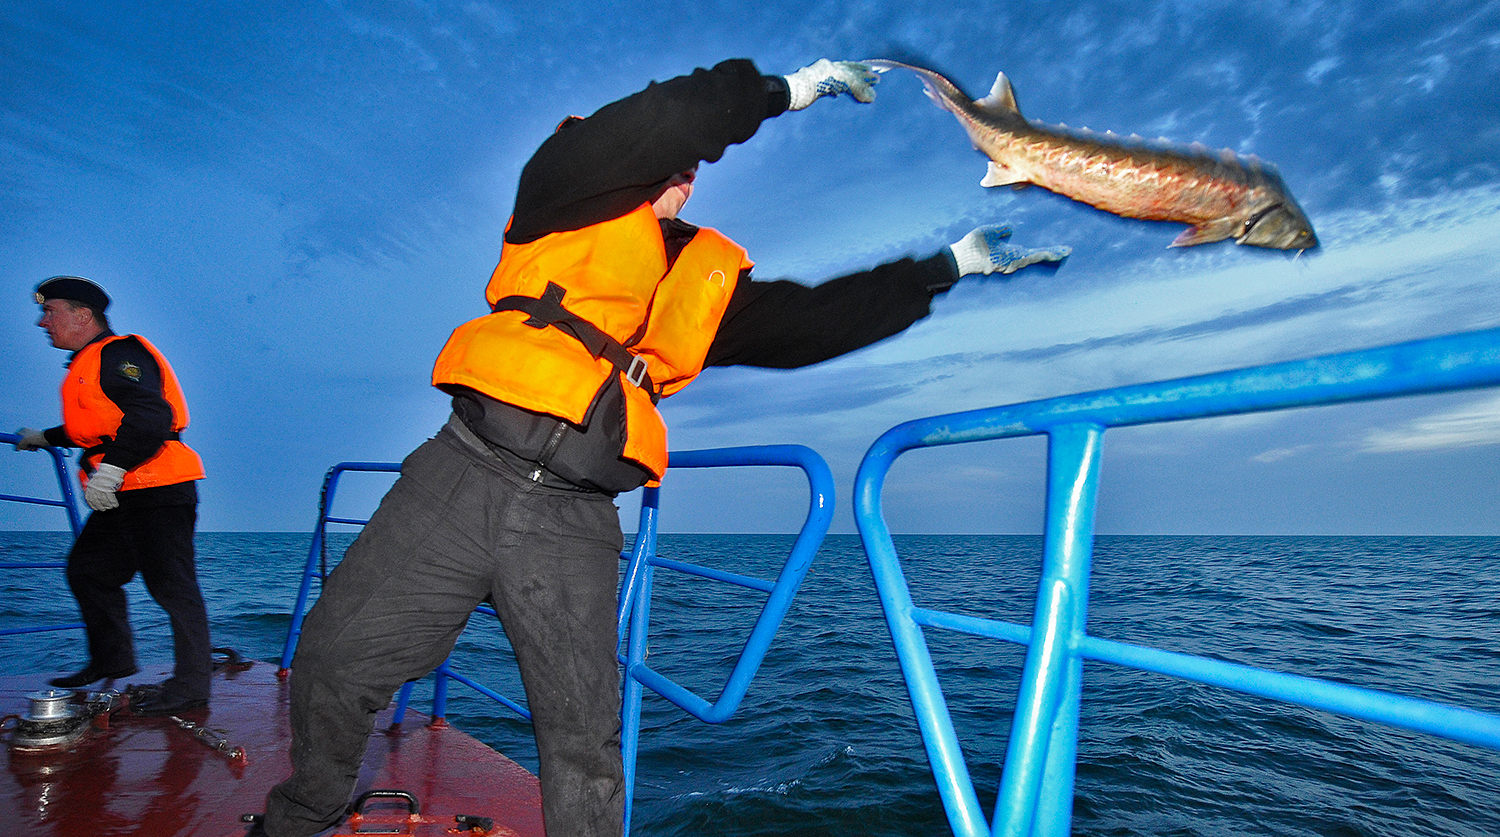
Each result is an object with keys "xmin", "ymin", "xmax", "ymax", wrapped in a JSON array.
[
  {"xmin": 1361, "ymin": 394, "xmax": 1500, "ymax": 452},
  {"xmin": 1253, "ymin": 444, "xmax": 1314, "ymax": 463},
  {"xmin": 672, "ymin": 183, "xmax": 1500, "ymax": 474},
  {"xmin": 6, "ymin": 0, "xmax": 1498, "ymax": 533}
]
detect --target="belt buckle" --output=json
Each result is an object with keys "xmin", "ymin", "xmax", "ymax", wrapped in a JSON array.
[{"xmin": 625, "ymin": 356, "xmax": 649, "ymax": 388}]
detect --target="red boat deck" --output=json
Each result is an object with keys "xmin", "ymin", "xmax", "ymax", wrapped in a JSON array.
[{"xmin": 1, "ymin": 663, "xmax": 543, "ymax": 837}]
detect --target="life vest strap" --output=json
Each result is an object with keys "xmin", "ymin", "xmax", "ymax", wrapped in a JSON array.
[
  {"xmin": 491, "ymin": 282, "xmax": 660, "ymax": 403},
  {"xmin": 81, "ymin": 432, "xmax": 182, "ymax": 475}
]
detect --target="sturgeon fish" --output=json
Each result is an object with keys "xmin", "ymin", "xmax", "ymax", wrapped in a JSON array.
[{"xmin": 867, "ymin": 59, "xmax": 1317, "ymax": 250}]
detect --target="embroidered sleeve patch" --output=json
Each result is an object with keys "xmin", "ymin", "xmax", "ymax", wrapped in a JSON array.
[{"xmin": 117, "ymin": 361, "xmax": 142, "ymax": 383}]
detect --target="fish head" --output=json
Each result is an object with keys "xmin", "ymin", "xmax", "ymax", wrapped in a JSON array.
[
  {"xmin": 1237, "ymin": 202, "xmax": 1318, "ymax": 250},
  {"xmin": 1236, "ymin": 172, "xmax": 1318, "ymax": 250}
]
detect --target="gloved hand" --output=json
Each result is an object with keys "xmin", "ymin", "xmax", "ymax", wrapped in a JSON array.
[
  {"xmin": 949, "ymin": 225, "xmax": 1071, "ymax": 277},
  {"xmin": 783, "ymin": 60, "xmax": 879, "ymax": 110},
  {"xmin": 13, "ymin": 427, "xmax": 49, "ymax": 451},
  {"xmin": 84, "ymin": 463, "xmax": 127, "ymax": 512}
]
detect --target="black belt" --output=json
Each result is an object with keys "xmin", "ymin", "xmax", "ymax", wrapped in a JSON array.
[
  {"xmin": 490, "ymin": 281, "xmax": 659, "ymax": 403},
  {"xmin": 81, "ymin": 432, "xmax": 181, "ymax": 474}
]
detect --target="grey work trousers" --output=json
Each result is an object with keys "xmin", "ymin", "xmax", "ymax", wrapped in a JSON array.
[{"xmin": 263, "ymin": 419, "xmax": 626, "ymax": 837}]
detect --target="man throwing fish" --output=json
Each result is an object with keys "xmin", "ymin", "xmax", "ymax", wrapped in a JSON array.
[{"xmin": 258, "ymin": 58, "xmax": 1067, "ymax": 837}]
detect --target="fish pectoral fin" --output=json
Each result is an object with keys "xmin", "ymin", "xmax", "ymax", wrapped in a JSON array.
[
  {"xmin": 1169, "ymin": 218, "xmax": 1239, "ymax": 248},
  {"xmin": 980, "ymin": 161, "xmax": 1026, "ymax": 188}
]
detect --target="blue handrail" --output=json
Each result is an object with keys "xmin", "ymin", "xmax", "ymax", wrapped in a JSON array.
[
  {"xmin": 0, "ymin": 431, "xmax": 86, "ymax": 639},
  {"xmin": 619, "ymin": 444, "xmax": 835, "ymax": 833},
  {"xmin": 276, "ymin": 462, "xmax": 475, "ymax": 725},
  {"xmin": 284, "ymin": 445, "xmax": 834, "ymax": 833},
  {"xmin": 278, "ymin": 461, "xmax": 401, "ymax": 672},
  {"xmin": 852, "ymin": 326, "xmax": 1500, "ymax": 837},
  {"xmin": 0, "ymin": 431, "xmax": 85, "ymax": 538}
]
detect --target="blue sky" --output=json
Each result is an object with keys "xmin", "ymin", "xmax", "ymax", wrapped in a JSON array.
[{"xmin": 3, "ymin": 1, "xmax": 1498, "ymax": 534}]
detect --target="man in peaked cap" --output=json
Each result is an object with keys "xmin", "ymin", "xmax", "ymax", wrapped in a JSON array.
[{"xmin": 14, "ymin": 276, "xmax": 214, "ymax": 716}]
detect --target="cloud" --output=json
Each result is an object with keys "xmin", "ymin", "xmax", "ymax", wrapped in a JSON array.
[
  {"xmin": 1305, "ymin": 56, "xmax": 1341, "ymax": 84},
  {"xmin": 1252, "ymin": 444, "xmax": 1314, "ymax": 463},
  {"xmin": 6, "ymin": 0, "xmax": 1500, "ymax": 534},
  {"xmin": 950, "ymin": 280, "xmax": 1395, "ymax": 365},
  {"xmin": 663, "ymin": 180, "xmax": 1500, "ymax": 490},
  {"xmin": 1361, "ymin": 394, "xmax": 1500, "ymax": 453}
]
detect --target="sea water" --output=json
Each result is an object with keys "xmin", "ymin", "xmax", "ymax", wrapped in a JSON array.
[{"xmin": 1, "ymin": 531, "xmax": 1497, "ymax": 837}]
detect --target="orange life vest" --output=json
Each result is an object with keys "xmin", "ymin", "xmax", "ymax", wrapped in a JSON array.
[
  {"xmin": 432, "ymin": 204, "xmax": 752, "ymax": 479},
  {"xmin": 61, "ymin": 335, "xmax": 206, "ymax": 490}
]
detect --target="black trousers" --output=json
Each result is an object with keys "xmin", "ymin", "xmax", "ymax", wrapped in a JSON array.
[
  {"xmin": 263, "ymin": 419, "xmax": 626, "ymax": 837},
  {"xmin": 65, "ymin": 497, "xmax": 212, "ymax": 700}
]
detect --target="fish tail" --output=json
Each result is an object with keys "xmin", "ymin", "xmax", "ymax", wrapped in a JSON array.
[{"xmin": 864, "ymin": 58, "xmax": 973, "ymax": 114}]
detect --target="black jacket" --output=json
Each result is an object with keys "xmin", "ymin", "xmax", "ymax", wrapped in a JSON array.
[
  {"xmin": 454, "ymin": 58, "xmax": 958, "ymax": 492},
  {"xmin": 508, "ymin": 58, "xmax": 957, "ymax": 370}
]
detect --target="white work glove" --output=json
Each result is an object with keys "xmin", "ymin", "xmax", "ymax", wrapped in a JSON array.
[
  {"xmin": 949, "ymin": 225, "xmax": 1071, "ymax": 278},
  {"xmin": 84, "ymin": 463, "xmax": 127, "ymax": 512},
  {"xmin": 783, "ymin": 59, "xmax": 879, "ymax": 110},
  {"xmin": 13, "ymin": 427, "xmax": 49, "ymax": 451}
]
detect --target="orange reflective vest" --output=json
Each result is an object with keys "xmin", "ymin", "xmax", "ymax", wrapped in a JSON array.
[
  {"xmin": 61, "ymin": 335, "xmax": 206, "ymax": 490},
  {"xmin": 432, "ymin": 203, "xmax": 752, "ymax": 479}
]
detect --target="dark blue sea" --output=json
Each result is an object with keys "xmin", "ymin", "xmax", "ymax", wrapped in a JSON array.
[{"xmin": 2, "ymin": 531, "xmax": 1498, "ymax": 836}]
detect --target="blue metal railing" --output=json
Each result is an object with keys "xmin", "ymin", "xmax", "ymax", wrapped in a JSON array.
[
  {"xmin": 274, "ymin": 461, "xmax": 485, "ymax": 724},
  {"xmin": 852, "ymin": 326, "xmax": 1500, "ymax": 837},
  {"xmin": 619, "ymin": 445, "xmax": 835, "ymax": 833},
  {"xmin": 0, "ymin": 431, "xmax": 86, "ymax": 639},
  {"xmin": 283, "ymin": 445, "xmax": 834, "ymax": 831},
  {"xmin": 0, "ymin": 431, "xmax": 85, "ymax": 538},
  {"xmin": 278, "ymin": 461, "xmax": 402, "ymax": 672}
]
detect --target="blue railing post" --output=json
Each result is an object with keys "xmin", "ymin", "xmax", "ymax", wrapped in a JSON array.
[
  {"xmin": 994, "ymin": 422, "xmax": 1103, "ymax": 837},
  {"xmin": 618, "ymin": 486, "xmax": 661, "ymax": 641},
  {"xmin": 432, "ymin": 658, "xmax": 451, "ymax": 721},
  {"xmin": 855, "ymin": 433, "xmax": 989, "ymax": 837},
  {"xmin": 621, "ymin": 552, "xmax": 655, "ymax": 835},
  {"xmin": 392, "ymin": 680, "xmax": 415, "ymax": 725},
  {"xmin": 619, "ymin": 483, "xmax": 662, "ymax": 835}
]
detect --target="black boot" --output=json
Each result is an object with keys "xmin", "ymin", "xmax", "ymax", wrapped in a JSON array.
[
  {"xmin": 130, "ymin": 687, "xmax": 209, "ymax": 717},
  {"xmin": 48, "ymin": 663, "xmax": 139, "ymax": 689}
]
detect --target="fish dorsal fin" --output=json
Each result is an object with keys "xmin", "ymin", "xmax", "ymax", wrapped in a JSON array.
[{"xmin": 973, "ymin": 71, "xmax": 1021, "ymax": 117}]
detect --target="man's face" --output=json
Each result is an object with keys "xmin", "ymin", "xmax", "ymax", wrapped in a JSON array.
[
  {"xmin": 37, "ymin": 299, "xmax": 100, "ymax": 351},
  {"xmin": 651, "ymin": 168, "xmax": 697, "ymax": 220}
]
